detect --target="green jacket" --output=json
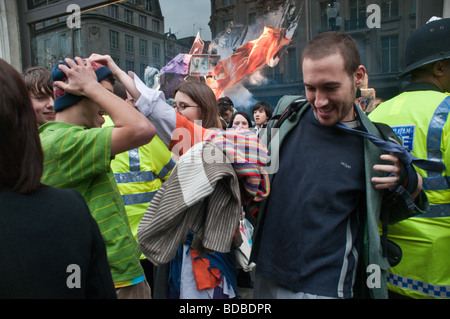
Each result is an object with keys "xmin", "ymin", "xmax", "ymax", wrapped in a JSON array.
[{"xmin": 251, "ymin": 95, "xmax": 429, "ymax": 299}]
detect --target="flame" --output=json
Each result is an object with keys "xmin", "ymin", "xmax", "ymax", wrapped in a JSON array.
[
  {"xmin": 189, "ymin": 32, "xmax": 205, "ymax": 55},
  {"xmin": 211, "ymin": 26, "xmax": 292, "ymax": 99}
]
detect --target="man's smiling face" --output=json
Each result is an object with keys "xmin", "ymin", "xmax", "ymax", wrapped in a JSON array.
[{"xmin": 303, "ymin": 53, "xmax": 363, "ymax": 126}]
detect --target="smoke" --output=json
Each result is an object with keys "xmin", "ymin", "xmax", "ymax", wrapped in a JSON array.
[
  {"xmin": 222, "ymin": 69, "xmax": 269, "ymax": 115},
  {"xmin": 222, "ymin": 84, "xmax": 258, "ymax": 115}
]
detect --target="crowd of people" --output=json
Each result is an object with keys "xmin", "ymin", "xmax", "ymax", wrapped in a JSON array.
[{"xmin": 0, "ymin": 17, "xmax": 448, "ymax": 300}]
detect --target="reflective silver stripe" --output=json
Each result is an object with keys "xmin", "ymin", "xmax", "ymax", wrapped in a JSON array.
[
  {"xmin": 423, "ymin": 175, "xmax": 450, "ymax": 191},
  {"xmin": 425, "ymin": 96, "xmax": 450, "ymax": 190},
  {"xmin": 129, "ymin": 148, "xmax": 140, "ymax": 172},
  {"xmin": 122, "ymin": 191, "xmax": 157, "ymax": 205},
  {"xmin": 387, "ymin": 272, "xmax": 450, "ymax": 298},
  {"xmin": 416, "ymin": 203, "xmax": 450, "ymax": 218},
  {"xmin": 156, "ymin": 157, "xmax": 176, "ymax": 179},
  {"xmin": 114, "ymin": 171, "xmax": 158, "ymax": 184}
]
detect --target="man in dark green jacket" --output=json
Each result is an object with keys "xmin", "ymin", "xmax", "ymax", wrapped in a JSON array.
[{"xmin": 251, "ymin": 31, "xmax": 429, "ymax": 299}]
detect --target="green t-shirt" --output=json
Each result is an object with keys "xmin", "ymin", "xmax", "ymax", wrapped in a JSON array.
[{"xmin": 39, "ymin": 122, "xmax": 144, "ymax": 285}]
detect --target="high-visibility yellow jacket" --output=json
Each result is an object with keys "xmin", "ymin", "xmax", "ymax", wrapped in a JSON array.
[
  {"xmin": 104, "ymin": 116, "xmax": 176, "ymax": 259},
  {"xmin": 369, "ymin": 84, "xmax": 450, "ymax": 299}
]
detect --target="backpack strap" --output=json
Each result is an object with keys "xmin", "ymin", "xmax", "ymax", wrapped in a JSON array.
[
  {"xmin": 271, "ymin": 96, "xmax": 309, "ymax": 129},
  {"xmin": 263, "ymin": 95, "xmax": 309, "ymax": 152}
]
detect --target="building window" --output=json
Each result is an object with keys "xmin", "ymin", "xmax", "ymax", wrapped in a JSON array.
[
  {"xmin": 109, "ymin": 5, "xmax": 118, "ymax": 19},
  {"xmin": 268, "ymin": 64, "xmax": 282, "ymax": 82},
  {"xmin": 410, "ymin": 0, "xmax": 416, "ymax": 14},
  {"xmin": 382, "ymin": 0, "xmax": 399, "ymax": 19},
  {"xmin": 112, "ymin": 56, "xmax": 120, "ymax": 68},
  {"xmin": 139, "ymin": 15, "xmax": 147, "ymax": 29},
  {"xmin": 125, "ymin": 35, "xmax": 134, "ymax": 53},
  {"xmin": 139, "ymin": 39, "xmax": 148, "ymax": 56},
  {"xmin": 357, "ymin": 38, "xmax": 367, "ymax": 67},
  {"xmin": 110, "ymin": 30, "xmax": 119, "ymax": 50},
  {"xmin": 145, "ymin": 0, "xmax": 152, "ymax": 11},
  {"xmin": 152, "ymin": 42, "xmax": 160, "ymax": 59},
  {"xmin": 125, "ymin": 9, "xmax": 133, "ymax": 24},
  {"xmin": 349, "ymin": 0, "xmax": 366, "ymax": 30},
  {"xmin": 288, "ymin": 48, "xmax": 297, "ymax": 81},
  {"xmin": 126, "ymin": 60, "xmax": 135, "ymax": 72},
  {"xmin": 140, "ymin": 63, "xmax": 147, "ymax": 79},
  {"xmin": 248, "ymin": 12, "xmax": 256, "ymax": 25},
  {"xmin": 152, "ymin": 20, "xmax": 160, "ymax": 33},
  {"xmin": 28, "ymin": 0, "xmax": 47, "ymax": 10},
  {"xmin": 320, "ymin": 1, "xmax": 329, "ymax": 29},
  {"xmin": 382, "ymin": 36, "xmax": 399, "ymax": 73},
  {"xmin": 223, "ymin": 0, "xmax": 234, "ymax": 6}
]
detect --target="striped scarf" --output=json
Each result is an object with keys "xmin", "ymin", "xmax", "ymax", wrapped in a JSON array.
[{"xmin": 203, "ymin": 128, "xmax": 270, "ymax": 206}]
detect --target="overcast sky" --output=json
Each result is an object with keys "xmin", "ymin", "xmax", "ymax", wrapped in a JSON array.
[{"xmin": 159, "ymin": 0, "xmax": 212, "ymax": 41}]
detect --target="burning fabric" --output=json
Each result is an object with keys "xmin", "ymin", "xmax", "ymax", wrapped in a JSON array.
[{"xmin": 211, "ymin": 26, "xmax": 292, "ymax": 99}]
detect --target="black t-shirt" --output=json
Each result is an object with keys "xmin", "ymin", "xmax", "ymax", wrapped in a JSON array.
[
  {"xmin": 256, "ymin": 107, "xmax": 365, "ymax": 298},
  {"xmin": 0, "ymin": 186, "xmax": 116, "ymax": 299}
]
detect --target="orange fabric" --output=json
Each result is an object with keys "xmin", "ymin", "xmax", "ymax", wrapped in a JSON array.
[
  {"xmin": 212, "ymin": 26, "xmax": 292, "ymax": 99},
  {"xmin": 169, "ymin": 113, "xmax": 213, "ymax": 157},
  {"xmin": 189, "ymin": 33, "xmax": 205, "ymax": 55},
  {"xmin": 190, "ymin": 249, "xmax": 222, "ymax": 290}
]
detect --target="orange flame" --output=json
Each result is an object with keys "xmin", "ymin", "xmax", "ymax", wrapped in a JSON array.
[{"xmin": 211, "ymin": 26, "xmax": 292, "ymax": 99}]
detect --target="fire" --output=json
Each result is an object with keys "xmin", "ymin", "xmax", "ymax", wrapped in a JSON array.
[
  {"xmin": 189, "ymin": 32, "xmax": 204, "ymax": 55},
  {"xmin": 211, "ymin": 26, "xmax": 292, "ymax": 99}
]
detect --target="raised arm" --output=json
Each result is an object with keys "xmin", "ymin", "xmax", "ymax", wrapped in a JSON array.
[
  {"xmin": 88, "ymin": 54, "xmax": 214, "ymax": 156},
  {"xmin": 54, "ymin": 57, "xmax": 155, "ymax": 156}
]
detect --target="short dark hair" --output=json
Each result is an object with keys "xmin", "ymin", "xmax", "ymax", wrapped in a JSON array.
[
  {"xmin": 113, "ymin": 81, "xmax": 128, "ymax": 100},
  {"xmin": 217, "ymin": 96, "xmax": 234, "ymax": 113},
  {"xmin": 23, "ymin": 66, "xmax": 53, "ymax": 97},
  {"xmin": 0, "ymin": 59, "xmax": 44, "ymax": 194},
  {"xmin": 103, "ymin": 73, "xmax": 116, "ymax": 86},
  {"xmin": 252, "ymin": 101, "xmax": 273, "ymax": 119},
  {"xmin": 302, "ymin": 31, "xmax": 361, "ymax": 76}
]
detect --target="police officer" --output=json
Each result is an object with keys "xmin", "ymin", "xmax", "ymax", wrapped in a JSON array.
[{"xmin": 369, "ymin": 17, "xmax": 450, "ymax": 299}]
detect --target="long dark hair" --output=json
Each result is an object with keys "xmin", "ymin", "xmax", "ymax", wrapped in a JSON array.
[
  {"xmin": 228, "ymin": 111, "xmax": 252, "ymax": 129},
  {"xmin": 0, "ymin": 59, "xmax": 44, "ymax": 193}
]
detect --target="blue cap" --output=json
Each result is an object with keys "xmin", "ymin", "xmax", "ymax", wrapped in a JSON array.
[{"xmin": 51, "ymin": 59, "xmax": 113, "ymax": 112}]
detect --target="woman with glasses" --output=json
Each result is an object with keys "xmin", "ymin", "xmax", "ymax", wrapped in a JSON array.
[
  {"xmin": 89, "ymin": 54, "xmax": 269, "ymax": 300},
  {"xmin": 172, "ymin": 81, "xmax": 222, "ymax": 129}
]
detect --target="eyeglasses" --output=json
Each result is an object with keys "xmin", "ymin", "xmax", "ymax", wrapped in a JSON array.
[{"xmin": 173, "ymin": 102, "xmax": 200, "ymax": 111}]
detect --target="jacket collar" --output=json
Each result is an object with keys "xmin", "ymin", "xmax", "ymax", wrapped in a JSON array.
[{"xmin": 402, "ymin": 82, "xmax": 442, "ymax": 93}]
